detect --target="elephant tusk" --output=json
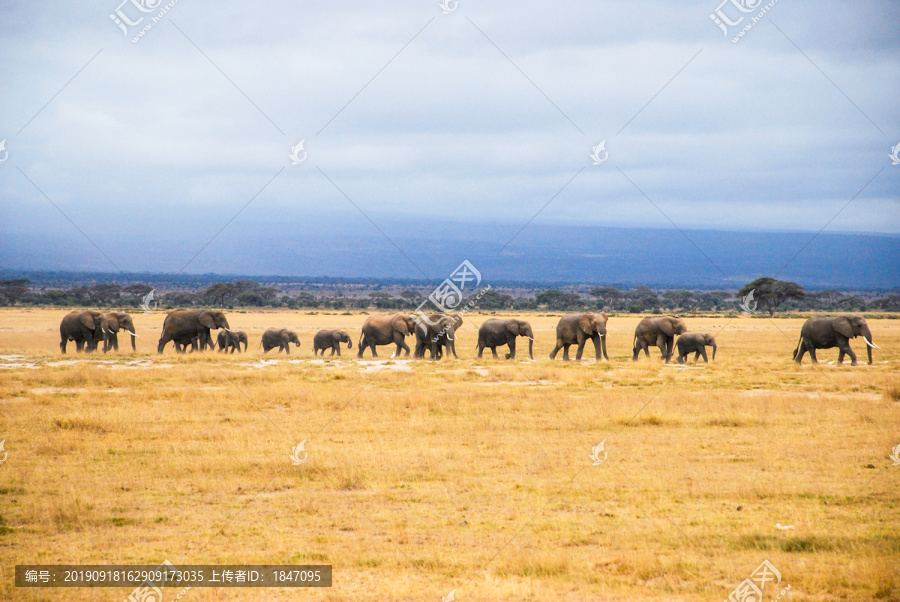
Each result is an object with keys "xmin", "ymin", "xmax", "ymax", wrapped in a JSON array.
[
  {"xmin": 528, "ymin": 337, "xmax": 534, "ymax": 341},
  {"xmin": 862, "ymin": 336, "xmax": 880, "ymax": 349},
  {"xmin": 223, "ymin": 327, "xmax": 233, "ymax": 332},
  {"xmin": 128, "ymin": 331, "xmax": 139, "ymax": 337},
  {"xmin": 446, "ymin": 333, "xmax": 453, "ymax": 340}
]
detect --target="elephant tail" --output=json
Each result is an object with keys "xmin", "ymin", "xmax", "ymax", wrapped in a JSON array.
[{"xmin": 791, "ymin": 335, "xmax": 802, "ymax": 359}]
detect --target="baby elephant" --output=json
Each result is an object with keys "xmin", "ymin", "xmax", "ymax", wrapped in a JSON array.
[
  {"xmin": 261, "ymin": 328, "xmax": 301, "ymax": 354},
  {"xmin": 217, "ymin": 330, "xmax": 248, "ymax": 353},
  {"xmin": 313, "ymin": 329, "xmax": 353, "ymax": 356},
  {"xmin": 674, "ymin": 333, "xmax": 716, "ymax": 364}
]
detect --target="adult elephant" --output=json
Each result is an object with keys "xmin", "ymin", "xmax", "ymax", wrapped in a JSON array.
[
  {"xmin": 549, "ymin": 312, "xmax": 608, "ymax": 361},
  {"xmin": 477, "ymin": 318, "xmax": 534, "ymax": 360},
  {"xmin": 632, "ymin": 316, "xmax": 687, "ymax": 363},
  {"xmin": 102, "ymin": 311, "xmax": 138, "ymax": 352},
  {"xmin": 59, "ymin": 311, "xmax": 108, "ymax": 353},
  {"xmin": 313, "ymin": 329, "xmax": 353, "ymax": 356},
  {"xmin": 358, "ymin": 313, "xmax": 418, "ymax": 358},
  {"xmin": 261, "ymin": 328, "xmax": 301, "ymax": 354},
  {"xmin": 414, "ymin": 314, "xmax": 463, "ymax": 360},
  {"xmin": 157, "ymin": 309, "xmax": 230, "ymax": 354},
  {"xmin": 217, "ymin": 330, "xmax": 248, "ymax": 353},
  {"xmin": 674, "ymin": 333, "xmax": 716, "ymax": 364},
  {"xmin": 793, "ymin": 314, "xmax": 878, "ymax": 366}
]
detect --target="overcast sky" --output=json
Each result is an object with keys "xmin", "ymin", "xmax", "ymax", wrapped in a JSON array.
[{"xmin": 1, "ymin": 1, "xmax": 898, "ymax": 275}]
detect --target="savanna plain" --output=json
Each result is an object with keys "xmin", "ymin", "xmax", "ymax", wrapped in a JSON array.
[{"xmin": 0, "ymin": 309, "xmax": 898, "ymax": 601}]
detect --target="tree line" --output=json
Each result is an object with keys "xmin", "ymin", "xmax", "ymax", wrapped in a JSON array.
[{"xmin": 0, "ymin": 277, "xmax": 897, "ymax": 314}]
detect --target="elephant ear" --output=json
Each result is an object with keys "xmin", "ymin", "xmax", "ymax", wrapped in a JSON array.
[
  {"xmin": 579, "ymin": 314, "xmax": 595, "ymax": 336},
  {"xmin": 392, "ymin": 315, "xmax": 410, "ymax": 336},
  {"xmin": 79, "ymin": 312, "xmax": 96, "ymax": 329},
  {"xmin": 506, "ymin": 320, "xmax": 519, "ymax": 336},
  {"xmin": 106, "ymin": 313, "xmax": 120, "ymax": 332},
  {"xmin": 832, "ymin": 316, "xmax": 854, "ymax": 338},
  {"xmin": 198, "ymin": 311, "xmax": 217, "ymax": 330},
  {"xmin": 332, "ymin": 330, "xmax": 343, "ymax": 343},
  {"xmin": 658, "ymin": 319, "xmax": 675, "ymax": 337}
]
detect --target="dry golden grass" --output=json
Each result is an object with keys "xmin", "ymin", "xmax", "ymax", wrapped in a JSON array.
[{"xmin": 0, "ymin": 308, "xmax": 898, "ymax": 601}]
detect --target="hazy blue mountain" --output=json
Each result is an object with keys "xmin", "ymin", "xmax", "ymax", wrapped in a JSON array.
[{"xmin": 2, "ymin": 218, "xmax": 897, "ymax": 289}]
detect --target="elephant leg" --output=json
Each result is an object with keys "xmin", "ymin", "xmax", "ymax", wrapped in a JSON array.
[
  {"xmin": 793, "ymin": 339, "xmax": 806, "ymax": 364},
  {"xmin": 397, "ymin": 337, "xmax": 410, "ymax": 357},
  {"xmin": 60, "ymin": 338, "xmax": 67, "ymax": 354},
  {"xmin": 677, "ymin": 351, "xmax": 685, "ymax": 364},
  {"xmin": 549, "ymin": 339, "xmax": 563, "ymax": 360},
  {"xmin": 491, "ymin": 346, "xmax": 498, "ymax": 358},
  {"xmin": 655, "ymin": 335, "xmax": 668, "ymax": 362},
  {"xmin": 841, "ymin": 342, "xmax": 857, "ymax": 366},
  {"xmin": 477, "ymin": 344, "xmax": 484, "ymax": 358},
  {"xmin": 562, "ymin": 344, "xmax": 571, "ymax": 361},
  {"xmin": 699, "ymin": 348, "xmax": 707, "ymax": 363},
  {"xmin": 507, "ymin": 338, "xmax": 516, "ymax": 360},
  {"xmin": 76, "ymin": 340, "xmax": 84, "ymax": 352},
  {"xmin": 807, "ymin": 346, "xmax": 818, "ymax": 364},
  {"xmin": 574, "ymin": 335, "xmax": 586, "ymax": 361}
]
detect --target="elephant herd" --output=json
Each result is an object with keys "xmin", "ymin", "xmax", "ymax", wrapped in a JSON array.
[{"xmin": 57, "ymin": 309, "xmax": 879, "ymax": 366}]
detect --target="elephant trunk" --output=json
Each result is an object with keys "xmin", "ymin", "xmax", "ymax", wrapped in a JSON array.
[
  {"xmin": 347, "ymin": 338, "xmax": 353, "ymax": 349},
  {"xmin": 862, "ymin": 327, "xmax": 875, "ymax": 364},
  {"xmin": 710, "ymin": 341, "xmax": 717, "ymax": 361},
  {"xmin": 602, "ymin": 333, "xmax": 608, "ymax": 360},
  {"xmin": 527, "ymin": 336, "xmax": 534, "ymax": 360},
  {"xmin": 130, "ymin": 331, "xmax": 137, "ymax": 351}
]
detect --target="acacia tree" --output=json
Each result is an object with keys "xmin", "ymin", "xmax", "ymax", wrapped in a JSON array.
[
  {"xmin": 589, "ymin": 286, "xmax": 623, "ymax": 309},
  {"xmin": 737, "ymin": 277, "xmax": 806, "ymax": 316}
]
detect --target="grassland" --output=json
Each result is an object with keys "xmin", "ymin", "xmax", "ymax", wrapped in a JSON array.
[{"xmin": 0, "ymin": 308, "xmax": 898, "ymax": 601}]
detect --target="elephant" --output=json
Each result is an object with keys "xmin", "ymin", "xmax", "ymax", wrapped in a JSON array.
[
  {"xmin": 549, "ymin": 312, "xmax": 608, "ymax": 361},
  {"xmin": 413, "ymin": 314, "xmax": 463, "ymax": 360},
  {"xmin": 632, "ymin": 316, "xmax": 687, "ymax": 363},
  {"xmin": 59, "ymin": 311, "xmax": 108, "ymax": 353},
  {"xmin": 217, "ymin": 330, "xmax": 248, "ymax": 353},
  {"xmin": 357, "ymin": 313, "xmax": 418, "ymax": 358},
  {"xmin": 793, "ymin": 314, "xmax": 878, "ymax": 366},
  {"xmin": 261, "ymin": 328, "xmax": 301, "ymax": 354},
  {"xmin": 477, "ymin": 318, "xmax": 534, "ymax": 360},
  {"xmin": 157, "ymin": 309, "xmax": 230, "ymax": 353},
  {"xmin": 674, "ymin": 332, "xmax": 716, "ymax": 364},
  {"xmin": 313, "ymin": 329, "xmax": 353, "ymax": 356},
  {"xmin": 102, "ymin": 311, "xmax": 138, "ymax": 352}
]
